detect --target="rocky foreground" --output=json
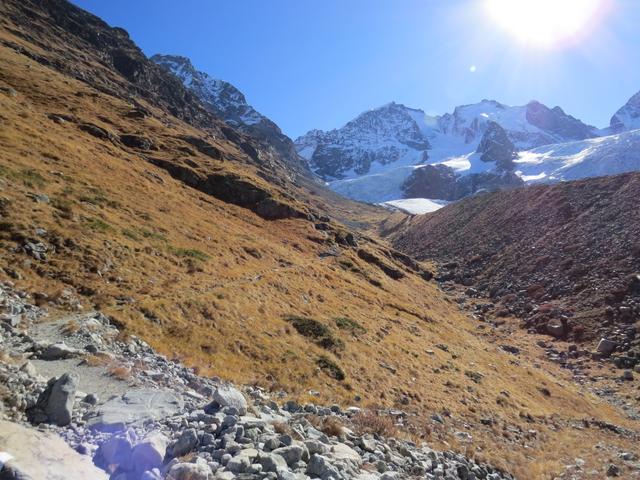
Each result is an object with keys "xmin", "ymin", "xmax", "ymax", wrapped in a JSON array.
[{"xmin": 0, "ymin": 282, "xmax": 514, "ymax": 480}]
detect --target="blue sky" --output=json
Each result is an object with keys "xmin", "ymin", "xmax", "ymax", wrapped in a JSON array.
[{"xmin": 71, "ymin": 0, "xmax": 640, "ymax": 138}]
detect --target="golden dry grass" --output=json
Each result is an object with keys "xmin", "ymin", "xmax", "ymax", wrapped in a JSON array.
[{"xmin": 0, "ymin": 26, "xmax": 637, "ymax": 478}]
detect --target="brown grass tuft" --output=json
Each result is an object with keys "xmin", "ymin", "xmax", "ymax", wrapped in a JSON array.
[
  {"xmin": 107, "ymin": 364, "xmax": 132, "ymax": 381},
  {"xmin": 351, "ymin": 410, "xmax": 399, "ymax": 438}
]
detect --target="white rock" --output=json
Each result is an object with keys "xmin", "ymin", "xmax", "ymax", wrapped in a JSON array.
[{"xmin": 212, "ymin": 386, "xmax": 248, "ymax": 415}]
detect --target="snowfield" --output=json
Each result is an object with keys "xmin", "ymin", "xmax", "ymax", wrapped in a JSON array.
[
  {"xmin": 514, "ymin": 129, "xmax": 640, "ymax": 182},
  {"xmin": 381, "ymin": 198, "xmax": 449, "ymax": 214}
]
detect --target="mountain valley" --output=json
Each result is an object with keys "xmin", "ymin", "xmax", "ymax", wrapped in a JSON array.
[{"xmin": 0, "ymin": 1, "xmax": 639, "ymax": 480}]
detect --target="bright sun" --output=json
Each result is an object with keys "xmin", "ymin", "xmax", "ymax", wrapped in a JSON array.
[{"xmin": 485, "ymin": 0, "xmax": 605, "ymax": 48}]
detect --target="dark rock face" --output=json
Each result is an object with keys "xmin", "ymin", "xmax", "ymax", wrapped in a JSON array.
[
  {"xmin": 476, "ymin": 121, "xmax": 516, "ymax": 172},
  {"xmin": 146, "ymin": 157, "xmax": 309, "ymax": 220},
  {"xmin": 525, "ymin": 101, "xmax": 596, "ymax": 142},
  {"xmin": 401, "ymin": 163, "xmax": 523, "ymax": 201},
  {"xmin": 402, "ymin": 164, "xmax": 459, "ymax": 201}
]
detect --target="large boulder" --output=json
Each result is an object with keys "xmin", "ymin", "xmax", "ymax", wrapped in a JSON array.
[
  {"xmin": 29, "ymin": 373, "xmax": 79, "ymax": 426},
  {"xmin": 0, "ymin": 420, "xmax": 108, "ymax": 479},
  {"xmin": 131, "ymin": 433, "xmax": 169, "ymax": 476},
  {"xmin": 39, "ymin": 342, "xmax": 80, "ymax": 360},
  {"xmin": 94, "ymin": 430, "xmax": 134, "ymax": 472},
  {"xmin": 207, "ymin": 386, "xmax": 247, "ymax": 416}
]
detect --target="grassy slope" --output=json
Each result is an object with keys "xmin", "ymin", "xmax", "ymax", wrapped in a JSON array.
[{"xmin": 0, "ymin": 20, "xmax": 638, "ymax": 480}]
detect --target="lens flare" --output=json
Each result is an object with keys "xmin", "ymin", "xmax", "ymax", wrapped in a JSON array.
[{"xmin": 485, "ymin": 0, "xmax": 605, "ymax": 49}]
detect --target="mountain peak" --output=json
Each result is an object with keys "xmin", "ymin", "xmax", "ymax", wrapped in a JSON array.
[{"xmin": 610, "ymin": 90, "xmax": 640, "ymax": 133}]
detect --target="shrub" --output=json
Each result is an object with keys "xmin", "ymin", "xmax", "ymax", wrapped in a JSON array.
[
  {"xmin": 285, "ymin": 315, "xmax": 344, "ymax": 352},
  {"xmin": 285, "ymin": 315, "xmax": 331, "ymax": 339},
  {"xmin": 0, "ymin": 168, "xmax": 46, "ymax": 188},
  {"xmin": 107, "ymin": 364, "xmax": 132, "ymax": 381},
  {"xmin": 83, "ymin": 217, "xmax": 114, "ymax": 232},
  {"xmin": 168, "ymin": 246, "xmax": 210, "ymax": 262},
  {"xmin": 316, "ymin": 355, "xmax": 345, "ymax": 381},
  {"xmin": 122, "ymin": 228, "xmax": 140, "ymax": 240},
  {"xmin": 335, "ymin": 317, "xmax": 366, "ymax": 335}
]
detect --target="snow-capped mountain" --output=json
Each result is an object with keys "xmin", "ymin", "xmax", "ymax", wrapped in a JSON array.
[
  {"xmin": 294, "ymin": 99, "xmax": 599, "ymax": 205},
  {"xmin": 152, "ymin": 54, "xmax": 264, "ymax": 127},
  {"xmin": 610, "ymin": 90, "xmax": 640, "ymax": 133},
  {"xmin": 295, "ymin": 102, "xmax": 431, "ymax": 180},
  {"xmin": 152, "ymin": 54, "xmax": 305, "ymax": 171},
  {"xmin": 295, "ymin": 99, "xmax": 596, "ymax": 183}
]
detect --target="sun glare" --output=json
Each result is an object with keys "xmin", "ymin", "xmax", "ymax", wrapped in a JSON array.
[{"xmin": 485, "ymin": 0, "xmax": 605, "ymax": 49}]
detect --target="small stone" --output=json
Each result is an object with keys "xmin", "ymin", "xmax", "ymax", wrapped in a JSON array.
[
  {"xmin": 606, "ymin": 464, "xmax": 620, "ymax": 477},
  {"xmin": 596, "ymin": 338, "xmax": 617, "ymax": 355}
]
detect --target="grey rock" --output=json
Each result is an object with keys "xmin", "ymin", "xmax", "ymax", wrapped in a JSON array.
[
  {"xmin": 207, "ymin": 386, "xmax": 248, "ymax": 416},
  {"xmin": 306, "ymin": 454, "xmax": 341, "ymax": 480},
  {"xmin": 87, "ymin": 389, "xmax": 184, "ymax": 432},
  {"xmin": 225, "ymin": 454, "xmax": 251, "ymax": 473},
  {"xmin": 167, "ymin": 460, "xmax": 213, "ymax": 480},
  {"xmin": 259, "ymin": 452, "xmax": 289, "ymax": 472},
  {"xmin": 330, "ymin": 443, "xmax": 362, "ymax": 466},
  {"xmin": 131, "ymin": 433, "xmax": 169, "ymax": 475},
  {"xmin": 170, "ymin": 428, "xmax": 199, "ymax": 458},
  {"xmin": 596, "ymin": 338, "xmax": 617, "ymax": 355},
  {"xmin": 272, "ymin": 445, "xmax": 304, "ymax": 466},
  {"xmin": 41, "ymin": 372, "xmax": 78, "ymax": 426},
  {"xmin": 40, "ymin": 342, "xmax": 79, "ymax": 360},
  {"xmin": 94, "ymin": 431, "xmax": 134, "ymax": 472},
  {"xmin": 304, "ymin": 439, "xmax": 328, "ymax": 456}
]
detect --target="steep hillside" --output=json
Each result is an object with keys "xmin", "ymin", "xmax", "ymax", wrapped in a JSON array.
[
  {"xmin": 0, "ymin": 1, "xmax": 639, "ymax": 477},
  {"xmin": 389, "ymin": 173, "xmax": 640, "ymax": 360}
]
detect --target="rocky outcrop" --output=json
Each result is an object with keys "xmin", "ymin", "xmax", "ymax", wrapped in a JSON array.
[
  {"xmin": 146, "ymin": 157, "xmax": 310, "ymax": 220},
  {"xmin": 525, "ymin": 101, "xmax": 597, "ymax": 142},
  {"xmin": 401, "ymin": 163, "xmax": 523, "ymax": 201},
  {"xmin": 476, "ymin": 121, "xmax": 516, "ymax": 171}
]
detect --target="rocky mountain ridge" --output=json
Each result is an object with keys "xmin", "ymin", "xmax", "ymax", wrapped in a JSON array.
[
  {"xmin": 151, "ymin": 54, "xmax": 306, "ymax": 172},
  {"xmin": 295, "ymin": 92, "xmax": 640, "ymax": 207}
]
